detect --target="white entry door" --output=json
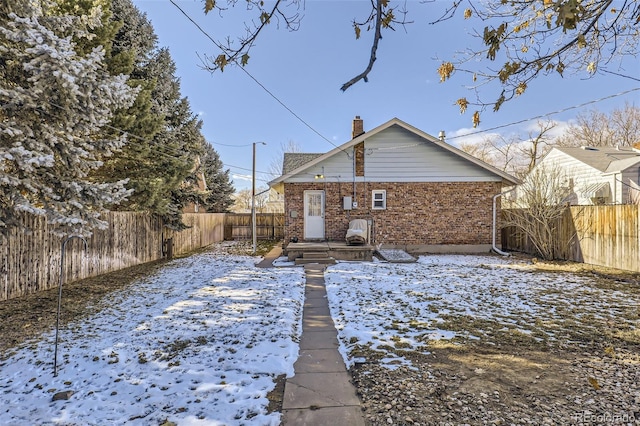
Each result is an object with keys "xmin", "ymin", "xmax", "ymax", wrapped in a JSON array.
[{"xmin": 304, "ymin": 190, "xmax": 325, "ymax": 240}]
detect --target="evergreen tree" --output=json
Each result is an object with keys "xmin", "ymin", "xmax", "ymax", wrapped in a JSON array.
[
  {"xmin": 159, "ymin": 95, "xmax": 206, "ymax": 228},
  {"xmin": 0, "ymin": 7, "xmax": 138, "ymax": 236},
  {"xmin": 0, "ymin": 0, "xmax": 38, "ymax": 20},
  {"xmin": 92, "ymin": 0, "xmax": 205, "ymax": 228},
  {"xmin": 1, "ymin": 0, "xmax": 226, "ymax": 236},
  {"xmin": 88, "ymin": 0, "xmax": 167, "ymax": 213},
  {"xmin": 201, "ymin": 142, "xmax": 235, "ymax": 212},
  {"xmin": 95, "ymin": 1, "xmax": 217, "ymax": 227}
]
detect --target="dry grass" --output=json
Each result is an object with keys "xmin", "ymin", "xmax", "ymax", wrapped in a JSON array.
[{"xmin": 0, "ymin": 240, "xmax": 280, "ymax": 356}]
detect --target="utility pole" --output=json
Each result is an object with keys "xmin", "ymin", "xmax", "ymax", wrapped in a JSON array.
[{"xmin": 252, "ymin": 142, "xmax": 266, "ymax": 254}]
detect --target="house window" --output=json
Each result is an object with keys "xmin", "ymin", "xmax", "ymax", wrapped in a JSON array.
[{"xmin": 372, "ymin": 190, "xmax": 386, "ymax": 210}]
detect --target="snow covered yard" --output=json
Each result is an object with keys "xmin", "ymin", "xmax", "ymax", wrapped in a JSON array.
[
  {"xmin": 0, "ymin": 244, "xmax": 305, "ymax": 426},
  {"xmin": 2, "ymin": 247, "xmax": 639, "ymax": 425},
  {"xmin": 325, "ymin": 254, "xmax": 640, "ymax": 368},
  {"xmin": 324, "ymin": 254, "xmax": 640, "ymax": 425}
]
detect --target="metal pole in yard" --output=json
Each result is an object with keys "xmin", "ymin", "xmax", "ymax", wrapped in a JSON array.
[
  {"xmin": 54, "ymin": 235, "xmax": 87, "ymax": 377},
  {"xmin": 252, "ymin": 142, "xmax": 266, "ymax": 254}
]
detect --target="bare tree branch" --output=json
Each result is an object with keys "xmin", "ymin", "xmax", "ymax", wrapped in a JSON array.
[
  {"xmin": 340, "ymin": 0, "xmax": 412, "ymax": 91},
  {"xmin": 555, "ymin": 103, "xmax": 640, "ymax": 148},
  {"xmin": 194, "ymin": 0, "xmax": 302, "ymax": 72},
  {"xmin": 340, "ymin": 0, "xmax": 383, "ymax": 92},
  {"xmin": 520, "ymin": 120, "xmax": 556, "ymax": 175},
  {"xmin": 503, "ymin": 165, "xmax": 576, "ymax": 260},
  {"xmin": 451, "ymin": 0, "xmax": 638, "ymax": 117},
  {"xmin": 428, "ymin": 0, "xmax": 463, "ymax": 25},
  {"xmin": 192, "ymin": 0, "xmax": 638, "ymax": 120}
]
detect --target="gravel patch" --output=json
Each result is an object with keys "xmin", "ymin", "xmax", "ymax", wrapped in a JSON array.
[{"xmin": 325, "ymin": 255, "xmax": 640, "ymax": 425}]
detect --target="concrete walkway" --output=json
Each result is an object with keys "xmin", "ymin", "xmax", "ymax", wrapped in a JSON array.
[
  {"xmin": 280, "ymin": 264, "xmax": 365, "ymax": 425},
  {"xmin": 256, "ymin": 244, "xmax": 284, "ymax": 268}
]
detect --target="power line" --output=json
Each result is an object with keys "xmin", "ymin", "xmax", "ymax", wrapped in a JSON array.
[
  {"xmin": 37, "ymin": 9, "xmax": 640, "ymax": 183},
  {"xmin": 448, "ymin": 87, "xmax": 640, "ymax": 141},
  {"xmin": 100, "ymin": 84, "xmax": 637, "ymax": 174},
  {"xmin": 209, "ymin": 141, "xmax": 255, "ymax": 147},
  {"xmin": 224, "ymin": 163, "xmax": 272, "ymax": 176},
  {"xmin": 168, "ymin": 0, "xmax": 349, "ymax": 154},
  {"xmin": 43, "ymin": 99, "xmax": 200, "ymax": 161},
  {"xmin": 170, "ymin": 1, "xmax": 640, "ymax": 159},
  {"xmin": 44, "ymin": 100, "xmax": 276, "ymax": 177}
]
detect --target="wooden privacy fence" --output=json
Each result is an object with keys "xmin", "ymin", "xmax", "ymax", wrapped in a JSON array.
[
  {"xmin": 502, "ymin": 205, "xmax": 639, "ymax": 272},
  {"xmin": 0, "ymin": 212, "xmax": 225, "ymax": 301},
  {"xmin": 224, "ymin": 213, "xmax": 285, "ymax": 241},
  {"xmin": 169, "ymin": 213, "xmax": 225, "ymax": 254}
]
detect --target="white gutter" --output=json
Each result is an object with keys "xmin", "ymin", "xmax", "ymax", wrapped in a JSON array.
[{"xmin": 492, "ymin": 187, "xmax": 517, "ymax": 256}]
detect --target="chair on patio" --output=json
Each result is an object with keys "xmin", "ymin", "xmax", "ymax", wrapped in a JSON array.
[{"xmin": 345, "ymin": 219, "xmax": 368, "ymax": 245}]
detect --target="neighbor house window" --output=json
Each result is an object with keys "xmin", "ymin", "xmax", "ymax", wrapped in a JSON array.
[{"xmin": 372, "ymin": 190, "xmax": 386, "ymax": 210}]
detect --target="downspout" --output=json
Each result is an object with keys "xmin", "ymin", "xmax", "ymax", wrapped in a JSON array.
[
  {"xmin": 492, "ymin": 187, "xmax": 517, "ymax": 256},
  {"xmin": 352, "ymin": 147, "xmax": 356, "ymax": 205}
]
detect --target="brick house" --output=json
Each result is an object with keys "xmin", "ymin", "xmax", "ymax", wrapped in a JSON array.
[{"xmin": 268, "ymin": 117, "xmax": 519, "ymax": 253}]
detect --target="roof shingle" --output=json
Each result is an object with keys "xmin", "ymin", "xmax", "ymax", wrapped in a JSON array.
[
  {"xmin": 555, "ymin": 146, "xmax": 640, "ymax": 172},
  {"xmin": 282, "ymin": 153, "xmax": 323, "ymax": 175}
]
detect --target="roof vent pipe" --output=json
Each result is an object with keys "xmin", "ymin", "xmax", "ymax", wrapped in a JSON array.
[
  {"xmin": 492, "ymin": 187, "xmax": 517, "ymax": 256},
  {"xmin": 438, "ymin": 130, "xmax": 446, "ymax": 141}
]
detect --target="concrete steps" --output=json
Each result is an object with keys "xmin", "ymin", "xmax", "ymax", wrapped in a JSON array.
[
  {"xmin": 285, "ymin": 242, "xmax": 374, "ymax": 262},
  {"xmin": 294, "ymin": 251, "xmax": 336, "ymax": 265}
]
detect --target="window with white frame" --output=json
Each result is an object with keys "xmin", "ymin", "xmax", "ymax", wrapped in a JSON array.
[{"xmin": 372, "ymin": 190, "xmax": 386, "ymax": 210}]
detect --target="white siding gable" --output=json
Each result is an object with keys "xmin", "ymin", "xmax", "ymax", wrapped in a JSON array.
[
  {"xmin": 363, "ymin": 125, "xmax": 499, "ymax": 182},
  {"xmin": 284, "ymin": 124, "xmax": 500, "ymax": 183}
]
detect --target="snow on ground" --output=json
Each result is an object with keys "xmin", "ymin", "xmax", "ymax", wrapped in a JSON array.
[
  {"xmin": 2, "ymin": 248, "xmax": 638, "ymax": 425},
  {"xmin": 325, "ymin": 255, "xmax": 640, "ymax": 369},
  {"xmin": 0, "ymin": 245, "xmax": 305, "ymax": 426}
]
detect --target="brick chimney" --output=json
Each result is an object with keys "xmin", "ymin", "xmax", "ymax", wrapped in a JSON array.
[{"xmin": 352, "ymin": 116, "xmax": 364, "ymax": 139}]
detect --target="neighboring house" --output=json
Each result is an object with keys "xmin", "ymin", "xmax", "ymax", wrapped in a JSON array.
[
  {"xmin": 533, "ymin": 146, "xmax": 640, "ymax": 205},
  {"xmin": 268, "ymin": 116, "xmax": 519, "ymax": 252},
  {"xmin": 229, "ymin": 190, "xmax": 252, "ymax": 213},
  {"xmin": 230, "ymin": 188, "xmax": 272, "ymax": 213},
  {"xmin": 264, "ymin": 188, "xmax": 285, "ymax": 213}
]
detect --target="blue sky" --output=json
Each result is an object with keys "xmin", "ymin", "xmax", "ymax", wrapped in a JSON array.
[{"xmin": 132, "ymin": 1, "xmax": 639, "ymax": 191}]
